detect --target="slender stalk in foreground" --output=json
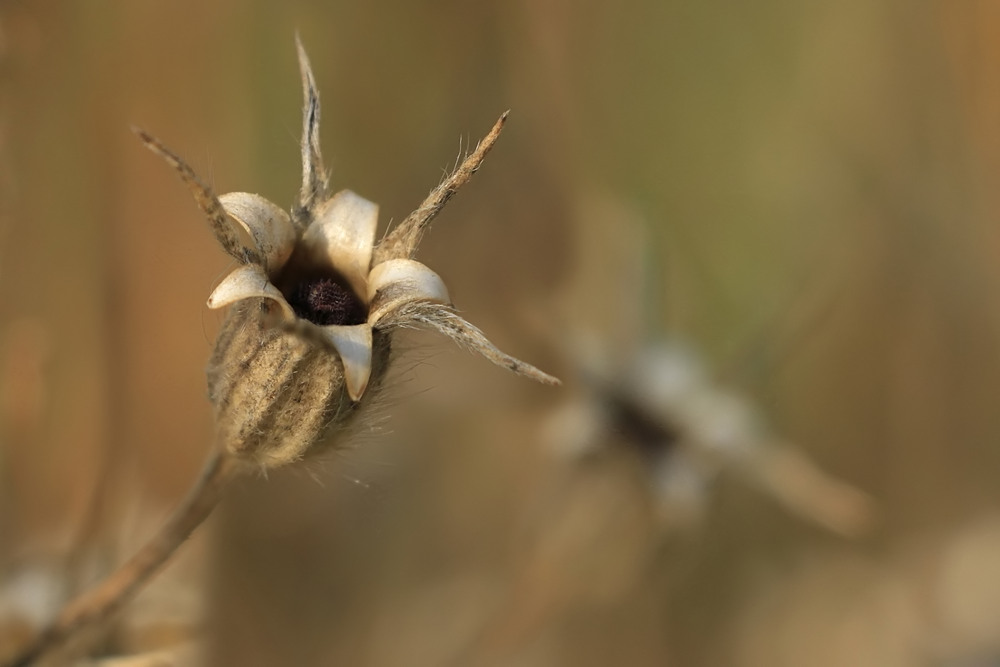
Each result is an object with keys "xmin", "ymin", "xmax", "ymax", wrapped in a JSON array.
[{"xmin": 5, "ymin": 449, "xmax": 239, "ymax": 667}]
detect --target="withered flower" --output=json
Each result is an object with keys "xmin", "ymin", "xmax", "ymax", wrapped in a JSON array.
[
  {"xmin": 547, "ymin": 338, "xmax": 874, "ymax": 536},
  {"xmin": 4, "ymin": 40, "xmax": 562, "ymax": 667},
  {"xmin": 137, "ymin": 41, "xmax": 557, "ymax": 469}
]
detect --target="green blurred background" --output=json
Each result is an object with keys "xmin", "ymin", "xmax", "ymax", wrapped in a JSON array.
[{"xmin": 3, "ymin": 1, "xmax": 1000, "ymax": 665}]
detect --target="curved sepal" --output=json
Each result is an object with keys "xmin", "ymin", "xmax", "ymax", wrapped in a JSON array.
[
  {"xmin": 134, "ymin": 128, "xmax": 261, "ymax": 266},
  {"xmin": 382, "ymin": 300, "xmax": 559, "ymax": 385},
  {"xmin": 207, "ymin": 264, "xmax": 296, "ymax": 319},
  {"xmin": 295, "ymin": 36, "xmax": 327, "ymax": 225},
  {"xmin": 318, "ymin": 323, "xmax": 373, "ymax": 401},
  {"xmin": 220, "ymin": 192, "xmax": 296, "ymax": 274},
  {"xmin": 367, "ymin": 259, "xmax": 451, "ymax": 326},
  {"xmin": 301, "ymin": 190, "xmax": 378, "ymax": 299}
]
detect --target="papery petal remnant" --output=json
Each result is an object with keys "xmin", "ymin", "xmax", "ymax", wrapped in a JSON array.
[
  {"xmin": 206, "ymin": 264, "xmax": 295, "ymax": 319},
  {"xmin": 367, "ymin": 259, "xmax": 451, "ymax": 325},
  {"xmin": 219, "ymin": 192, "xmax": 296, "ymax": 274},
  {"xmin": 318, "ymin": 324, "xmax": 374, "ymax": 401},
  {"xmin": 299, "ymin": 190, "xmax": 378, "ymax": 298}
]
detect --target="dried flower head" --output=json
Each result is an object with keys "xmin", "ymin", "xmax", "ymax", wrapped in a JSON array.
[
  {"xmin": 547, "ymin": 337, "xmax": 874, "ymax": 536},
  {"xmin": 540, "ymin": 195, "xmax": 873, "ymax": 536},
  {"xmin": 136, "ymin": 40, "xmax": 557, "ymax": 469}
]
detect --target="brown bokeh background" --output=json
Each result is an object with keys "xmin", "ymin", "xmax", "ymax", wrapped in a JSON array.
[{"xmin": 3, "ymin": 1, "xmax": 1000, "ymax": 665}]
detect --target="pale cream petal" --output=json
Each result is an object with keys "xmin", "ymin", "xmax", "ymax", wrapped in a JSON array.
[
  {"xmin": 301, "ymin": 190, "xmax": 378, "ymax": 298},
  {"xmin": 207, "ymin": 265, "xmax": 295, "ymax": 319},
  {"xmin": 220, "ymin": 192, "xmax": 297, "ymax": 274},
  {"xmin": 318, "ymin": 323, "xmax": 373, "ymax": 401},
  {"xmin": 366, "ymin": 259, "xmax": 451, "ymax": 326}
]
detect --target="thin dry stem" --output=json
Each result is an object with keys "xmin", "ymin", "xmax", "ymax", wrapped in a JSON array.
[
  {"xmin": 132, "ymin": 127, "xmax": 260, "ymax": 266},
  {"xmin": 744, "ymin": 443, "xmax": 877, "ymax": 538},
  {"xmin": 4, "ymin": 450, "xmax": 240, "ymax": 667},
  {"xmin": 374, "ymin": 111, "xmax": 509, "ymax": 263}
]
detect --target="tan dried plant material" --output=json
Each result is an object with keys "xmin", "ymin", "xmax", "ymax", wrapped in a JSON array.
[
  {"xmin": 541, "ymin": 195, "xmax": 874, "ymax": 538},
  {"xmin": 136, "ymin": 39, "xmax": 557, "ymax": 471},
  {"xmin": 6, "ymin": 39, "xmax": 557, "ymax": 667}
]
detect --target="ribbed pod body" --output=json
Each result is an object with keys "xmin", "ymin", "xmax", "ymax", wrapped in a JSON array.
[{"xmin": 207, "ymin": 300, "xmax": 389, "ymax": 468}]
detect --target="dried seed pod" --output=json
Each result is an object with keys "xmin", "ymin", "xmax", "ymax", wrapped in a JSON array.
[
  {"xmin": 205, "ymin": 300, "xmax": 392, "ymax": 468},
  {"xmin": 136, "ymin": 40, "xmax": 558, "ymax": 470}
]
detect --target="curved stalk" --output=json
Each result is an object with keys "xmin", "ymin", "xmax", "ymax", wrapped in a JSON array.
[{"xmin": 5, "ymin": 449, "xmax": 239, "ymax": 667}]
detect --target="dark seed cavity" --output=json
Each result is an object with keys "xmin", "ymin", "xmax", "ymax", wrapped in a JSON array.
[
  {"xmin": 287, "ymin": 277, "xmax": 367, "ymax": 326},
  {"xmin": 606, "ymin": 389, "xmax": 679, "ymax": 462}
]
